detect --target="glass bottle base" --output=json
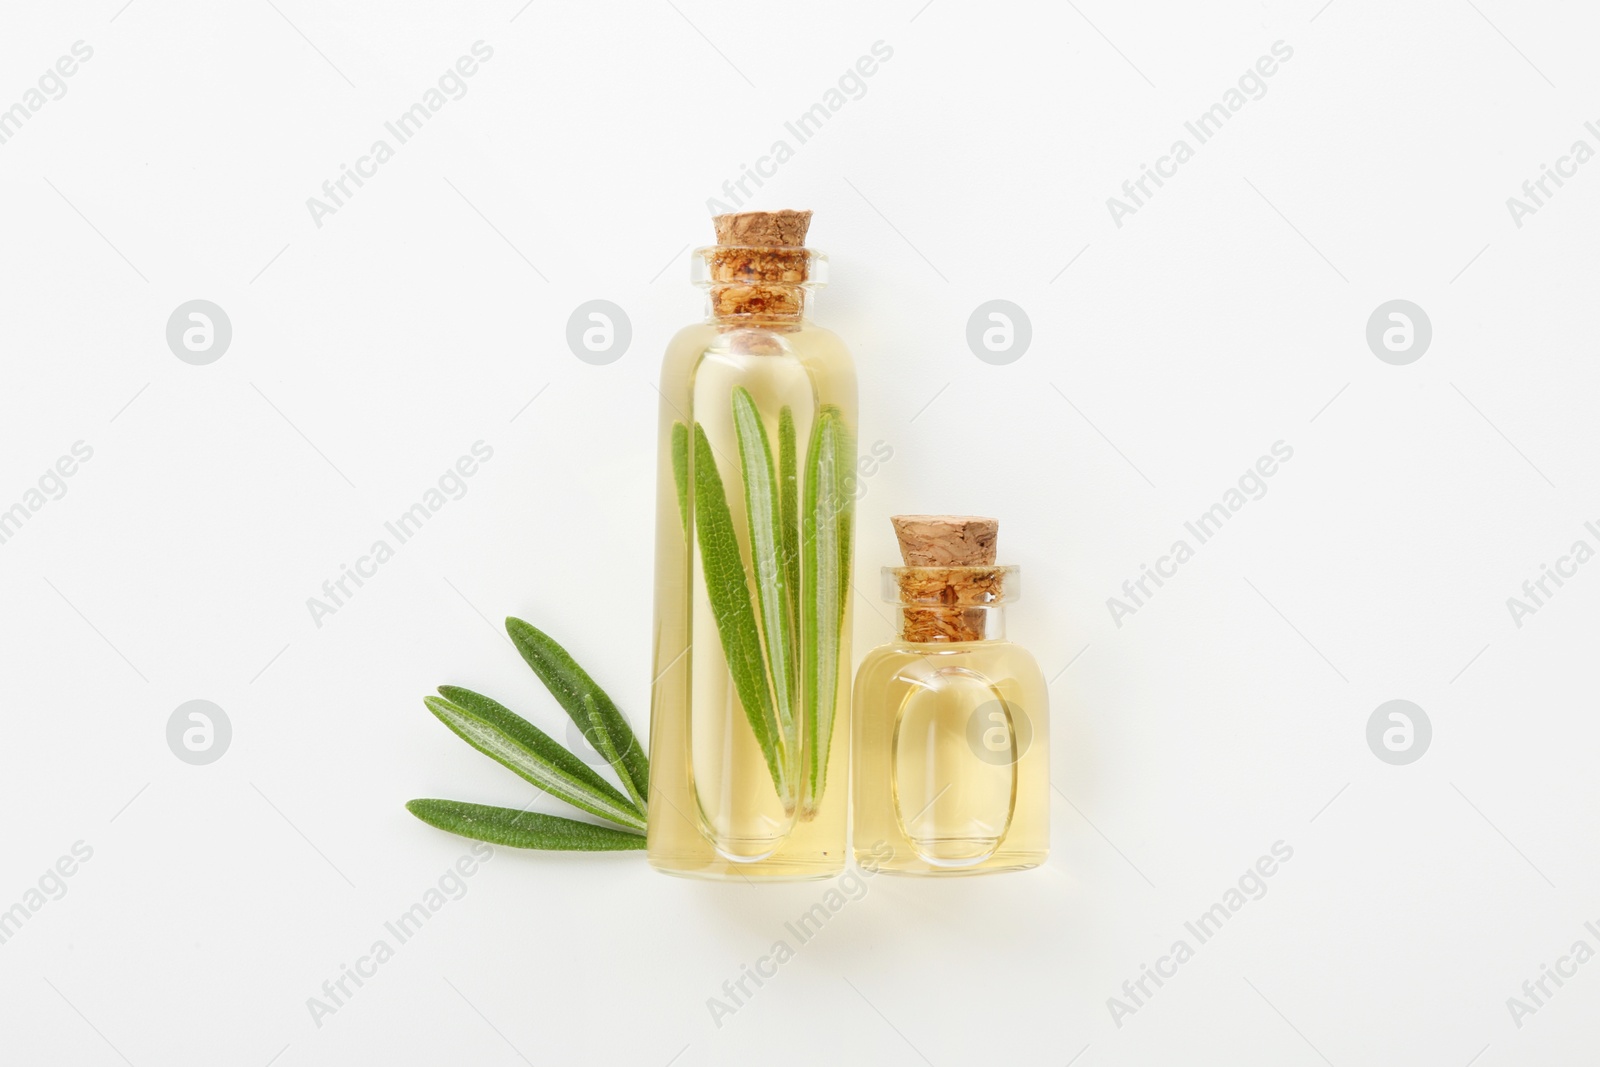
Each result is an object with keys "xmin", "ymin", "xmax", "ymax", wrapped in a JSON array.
[
  {"xmin": 856, "ymin": 848, "xmax": 1047, "ymax": 876},
  {"xmin": 648, "ymin": 854, "xmax": 847, "ymax": 882}
]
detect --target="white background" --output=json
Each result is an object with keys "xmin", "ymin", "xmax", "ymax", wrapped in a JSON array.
[{"xmin": 2, "ymin": 0, "xmax": 1596, "ymax": 1064}]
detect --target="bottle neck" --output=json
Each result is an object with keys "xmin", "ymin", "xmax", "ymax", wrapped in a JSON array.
[
  {"xmin": 897, "ymin": 604, "xmax": 1007, "ymax": 644},
  {"xmin": 884, "ymin": 565, "xmax": 1019, "ymax": 645},
  {"xmin": 695, "ymin": 245, "xmax": 825, "ymax": 327},
  {"xmin": 706, "ymin": 282, "xmax": 811, "ymax": 325}
]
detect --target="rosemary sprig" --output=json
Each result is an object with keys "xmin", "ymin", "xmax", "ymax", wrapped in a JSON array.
[
  {"xmin": 407, "ymin": 624, "xmax": 651, "ymax": 851},
  {"xmin": 670, "ymin": 399, "xmax": 855, "ymax": 813}
]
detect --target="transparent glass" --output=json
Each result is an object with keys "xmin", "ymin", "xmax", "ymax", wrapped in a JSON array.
[
  {"xmin": 853, "ymin": 567, "xmax": 1049, "ymax": 874},
  {"xmin": 646, "ymin": 247, "xmax": 856, "ymax": 880}
]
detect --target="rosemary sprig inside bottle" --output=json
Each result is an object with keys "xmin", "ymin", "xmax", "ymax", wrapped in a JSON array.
[{"xmin": 673, "ymin": 393, "xmax": 853, "ymax": 815}]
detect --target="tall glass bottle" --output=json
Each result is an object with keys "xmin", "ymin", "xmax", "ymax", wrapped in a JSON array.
[
  {"xmin": 646, "ymin": 210, "xmax": 856, "ymax": 880},
  {"xmin": 853, "ymin": 516, "xmax": 1049, "ymax": 874}
]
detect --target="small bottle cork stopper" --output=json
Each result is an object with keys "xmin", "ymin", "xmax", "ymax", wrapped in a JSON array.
[
  {"xmin": 714, "ymin": 210, "xmax": 812, "ymax": 247},
  {"xmin": 891, "ymin": 516, "xmax": 1004, "ymax": 643},
  {"xmin": 892, "ymin": 515, "xmax": 999, "ymax": 567}
]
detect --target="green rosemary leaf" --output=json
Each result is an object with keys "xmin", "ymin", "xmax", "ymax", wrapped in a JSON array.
[
  {"xmin": 777, "ymin": 406, "xmax": 802, "ymax": 699},
  {"xmin": 692, "ymin": 422, "xmax": 788, "ymax": 797},
  {"xmin": 731, "ymin": 388, "xmax": 798, "ymax": 748},
  {"xmin": 670, "ymin": 420, "xmax": 689, "ymax": 533},
  {"xmin": 581, "ymin": 691, "xmax": 646, "ymax": 814},
  {"xmin": 802, "ymin": 407, "xmax": 850, "ymax": 813},
  {"xmin": 833, "ymin": 417, "xmax": 857, "ymax": 616},
  {"xmin": 504, "ymin": 618, "xmax": 650, "ymax": 806},
  {"xmin": 425, "ymin": 691, "xmax": 646, "ymax": 833},
  {"xmin": 406, "ymin": 799, "xmax": 647, "ymax": 850}
]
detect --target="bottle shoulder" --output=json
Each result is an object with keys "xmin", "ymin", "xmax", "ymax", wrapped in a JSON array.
[
  {"xmin": 660, "ymin": 319, "xmax": 853, "ymax": 355},
  {"xmin": 658, "ymin": 320, "xmax": 857, "ymax": 389},
  {"xmin": 858, "ymin": 639, "xmax": 1043, "ymax": 671}
]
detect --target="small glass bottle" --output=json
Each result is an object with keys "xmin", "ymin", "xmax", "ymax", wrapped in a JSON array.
[
  {"xmin": 853, "ymin": 516, "xmax": 1049, "ymax": 874},
  {"xmin": 646, "ymin": 210, "xmax": 857, "ymax": 880}
]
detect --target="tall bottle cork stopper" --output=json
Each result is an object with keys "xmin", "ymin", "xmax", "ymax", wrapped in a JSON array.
[
  {"xmin": 707, "ymin": 210, "xmax": 814, "ymax": 321},
  {"xmin": 891, "ymin": 515, "xmax": 1004, "ymax": 643},
  {"xmin": 713, "ymin": 210, "xmax": 812, "ymax": 247}
]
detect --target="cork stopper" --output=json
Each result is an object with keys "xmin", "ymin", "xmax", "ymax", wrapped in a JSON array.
[
  {"xmin": 891, "ymin": 515, "xmax": 1004, "ymax": 643},
  {"xmin": 714, "ymin": 210, "xmax": 812, "ymax": 247},
  {"xmin": 891, "ymin": 515, "xmax": 999, "ymax": 567},
  {"xmin": 706, "ymin": 210, "xmax": 814, "ymax": 322}
]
